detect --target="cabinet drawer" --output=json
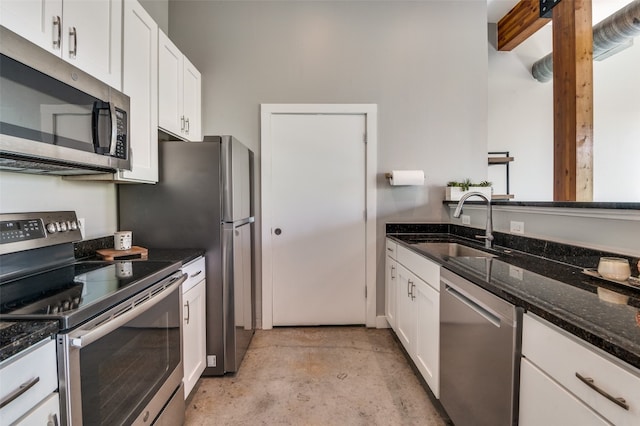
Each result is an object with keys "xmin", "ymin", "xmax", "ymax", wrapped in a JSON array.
[
  {"xmin": 519, "ymin": 358, "xmax": 610, "ymax": 426},
  {"xmin": 182, "ymin": 256, "xmax": 206, "ymax": 293},
  {"xmin": 13, "ymin": 392, "xmax": 60, "ymax": 426},
  {"xmin": 385, "ymin": 238, "xmax": 397, "ymax": 259},
  {"xmin": 523, "ymin": 314, "xmax": 640, "ymax": 426},
  {"xmin": 0, "ymin": 338, "xmax": 58, "ymax": 425},
  {"xmin": 397, "ymin": 245, "xmax": 440, "ymax": 290}
]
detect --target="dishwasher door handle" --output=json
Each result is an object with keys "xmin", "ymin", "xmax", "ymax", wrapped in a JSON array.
[{"xmin": 445, "ymin": 284, "xmax": 501, "ymax": 328}]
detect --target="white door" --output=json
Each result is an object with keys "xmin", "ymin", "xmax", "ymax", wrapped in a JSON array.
[{"xmin": 270, "ymin": 113, "xmax": 366, "ymax": 325}]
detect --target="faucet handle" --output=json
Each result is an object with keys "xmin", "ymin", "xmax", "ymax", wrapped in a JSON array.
[{"xmin": 475, "ymin": 235, "xmax": 494, "ymax": 241}]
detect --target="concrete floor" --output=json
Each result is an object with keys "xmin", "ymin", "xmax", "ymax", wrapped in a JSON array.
[{"xmin": 184, "ymin": 327, "xmax": 448, "ymax": 425}]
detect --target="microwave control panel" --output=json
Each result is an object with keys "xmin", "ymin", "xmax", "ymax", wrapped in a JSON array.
[{"xmin": 115, "ymin": 108, "xmax": 128, "ymax": 159}]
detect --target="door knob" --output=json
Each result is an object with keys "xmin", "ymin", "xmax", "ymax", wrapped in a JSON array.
[{"xmin": 274, "ymin": 228, "xmax": 282, "ymax": 235}]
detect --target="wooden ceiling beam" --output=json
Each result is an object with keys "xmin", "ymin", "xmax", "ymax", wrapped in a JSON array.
[
  {"xmin": 552, "ymin": 0, "xmax": 594, "ymax": 201},
  {"xmin": 497, "ymin": 0, "xmax": 551, "ymax": 51}
]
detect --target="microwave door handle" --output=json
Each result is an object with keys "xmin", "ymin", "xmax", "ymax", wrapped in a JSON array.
[
  {"xmin": 109, "ymin": 101, "xmax": 118, "ymax": 157},
  {"xmin": 70, "ymin": 273, "xmax": 187, "ymax": 348},
  {"xmin": 91, "ymin": 101, "xmax": 112, "ymax": 154}
]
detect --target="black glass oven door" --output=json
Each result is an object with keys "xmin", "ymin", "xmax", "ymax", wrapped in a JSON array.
[{"xmin": 62, "ymin": 278, "xmax": 183, "ymax": 425}]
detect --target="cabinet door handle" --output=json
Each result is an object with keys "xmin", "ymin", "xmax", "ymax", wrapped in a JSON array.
[
  {"xmin": 410, "ymin": 282, "xmax": 416, "ymax": 300},
  {"xmin": 0, "ymin": 376, "xmax": 40, "ymax": 409},
  {"xmin": 185, "ymin": 118, "xmax": 190, "ymax": 134},
  {"xmin": 190, "ymin": 270, "xmax": 203, "ymax": 279},
  {"xmin": 390, "ymin": 265, "xmax": 395, "ymax": 279},
  {"xmin": 180, "ymin": 115, "xmax": 185, "ymax": 131},
  {"xmin": 48, "ymin": 413, "xmax": 59, "ymax": 426},
  {"xmin": 407, "ymin": 279, "xmax": 412, "ymax": 298},
  {"xmin": 575, "ymin": 373, "xmax": 629, "ymax": 410},
  {"xmin": 69, "ymin": 26, "xmax": 77, "ymax": 58},
  {"xmin": 52, "ymin": 16, "xmax": 61, "ymax": 49},
  {"xmin": 184, "ymin": 300, "xmax": 190, "ymax": 324}
]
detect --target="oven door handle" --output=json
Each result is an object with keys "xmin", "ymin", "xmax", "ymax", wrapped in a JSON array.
[{"xmin": 70, "ymin": 273, "xmax": 187, "ymax": 348}]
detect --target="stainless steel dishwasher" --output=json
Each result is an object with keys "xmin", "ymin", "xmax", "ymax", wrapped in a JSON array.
[{"xmin": 439, "ymin": 268, "xmax": 522, "ymax": 426}]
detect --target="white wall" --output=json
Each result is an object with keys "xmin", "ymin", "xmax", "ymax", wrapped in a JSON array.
[
  {"xmin": 488, "ymin": 20, "xmax": 640, "ymax": 202},
  {"xmin": 168, "ymin": 0, "xmax": 489, "ymax": 317},
  {"xmin": 0, "ymin": 171, "xmax": 117, "ymax": 238},
  {"xmin": 448, "ymin": 204, "xmax": 639, "ymax": 257},
  {"xmin": 139, "ymin": 0, "xmax": 169, "ymax": 34}
]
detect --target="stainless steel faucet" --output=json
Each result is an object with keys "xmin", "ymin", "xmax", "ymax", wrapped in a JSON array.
[{"xmin": 453, "ymin": 191, "xmax": 494, "ymax": 249}]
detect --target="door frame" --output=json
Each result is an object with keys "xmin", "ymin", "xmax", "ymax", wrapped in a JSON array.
[{"xmin": 260, "ymin": 104, "xmax": 378, "ymax": 329}]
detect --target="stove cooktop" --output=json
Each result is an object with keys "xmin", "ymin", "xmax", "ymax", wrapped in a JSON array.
[{"xmin": 0, "ymin": 260, "xmax": 181, "ymax": 331}]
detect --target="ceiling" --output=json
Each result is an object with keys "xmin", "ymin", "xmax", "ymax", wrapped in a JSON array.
[{"xmin": 487, "ymin": 0, "xmax": 635, "ymax": 24}]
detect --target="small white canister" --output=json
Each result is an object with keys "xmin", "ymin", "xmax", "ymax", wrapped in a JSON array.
[{"xmin": 114, "ymin": 231, "xmax": 132, "ymax": 251}]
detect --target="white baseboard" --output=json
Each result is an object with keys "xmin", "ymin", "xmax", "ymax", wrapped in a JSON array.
[{"xmin": 376, "ymin": 315, "xmax": 390, "ymax": 329}]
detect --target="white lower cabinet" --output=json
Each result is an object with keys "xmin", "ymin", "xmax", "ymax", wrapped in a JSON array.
[
  {"xmin": 0, "ymin": 338, "xmax": 59, "ymax": 425},
  {"xmin": 520, "ymin": 313, "xmax": 640, "ymax": 426},
  {"xmin": 385, "ymin": 240, "xmax": 398, "ymax": 330},
  {"xmin": 413, "ymin": 279, "xmax": 439, "ymax": 397},
  {"xmin": 182, "ymin": 257, "xmax": 207, "ymax": 399},
  {"xmin": 395, "ymin": 263, "xmax": 418, "ymax": 352},
  {"xmin": 13, "ymin": 393, "xmax": 60, "ymax": 426},
  {"xmin": 388, "ymin": 240, "xmax": 440, "ymax": 398},
  {"xmin": 519, "ymin": 358, "xmax": 610, "ymax": 426}
]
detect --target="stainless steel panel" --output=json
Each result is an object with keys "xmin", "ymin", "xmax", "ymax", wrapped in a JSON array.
[
  {"xmin": 152, "ymin": 382, "xmax": 185, "ymax": 426},
  {"xmin": 119, "ymin": 137, "xmax": 255, "ymax": 376},
  {"xmin": 439, "ymin": 268, "xmax": 521, "ymax": 426},
  {"xmin": 222, "ymin": 220, "xmax": 254, "ymax": 373},
  {"xmin": 0, "ymin": 27, "xmax": 131, "ymax": 173},
  {"xmin": 219, "ymin": 135, "xmax": 252, "ymax": 222}
]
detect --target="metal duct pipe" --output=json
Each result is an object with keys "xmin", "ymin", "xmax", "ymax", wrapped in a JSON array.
[{"xmin": 531, "ymin": 0, "xmax": 640, "ymax": 82}]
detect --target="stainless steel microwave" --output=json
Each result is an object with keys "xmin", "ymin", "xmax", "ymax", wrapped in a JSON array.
[{"xmin": 0, "ymin": 27, "xmax": 130, "ymax": 175}]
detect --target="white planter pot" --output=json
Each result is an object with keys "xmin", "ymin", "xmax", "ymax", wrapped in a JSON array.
[{"xmin": 445, "ymin": 186, "xmax": 493, "ymax": 201}]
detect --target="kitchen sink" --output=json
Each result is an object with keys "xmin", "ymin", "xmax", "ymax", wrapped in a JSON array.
[{"xmin": 411, "ymin": 242, "xmax": 497, "ymax": 258}]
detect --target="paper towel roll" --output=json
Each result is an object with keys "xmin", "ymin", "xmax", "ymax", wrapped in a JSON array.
[{"xmin": 389, "ymin": 170, "xmax": 425, "ymax": 186}]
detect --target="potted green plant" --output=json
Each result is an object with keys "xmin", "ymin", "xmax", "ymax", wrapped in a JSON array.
[{"xmin": 445, "ymin": 179, "xmax": 492, "ymax": 201}]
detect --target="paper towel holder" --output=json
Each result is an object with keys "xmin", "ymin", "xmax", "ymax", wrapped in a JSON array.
[{"xmin": 385, "ymin": 170, "xmax": 425, "ymax": 186}]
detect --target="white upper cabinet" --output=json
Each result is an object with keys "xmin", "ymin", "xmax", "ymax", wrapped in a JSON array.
[
  {"xmin": 118, "ymin": 0, "xmax": 158, "ymax": 183},
  {"xmin": 0, "ymin": 0, "xmax": 63, "ymax": 56},
  {"xmin": 0, "ymin": 0, "xmax": 122, "ymax": 89},
  {"xmin": 182, "ymin": 56, "xmax": 202, "ymax": 141},
  {"xmin": 158, "ymin": 30, "xmax": 202, "ymax": 141}
]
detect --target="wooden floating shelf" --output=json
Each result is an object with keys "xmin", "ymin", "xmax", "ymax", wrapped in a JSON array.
[{"xmin": 488, "ymin": 156, "xmax": 515, "ymax": 164}]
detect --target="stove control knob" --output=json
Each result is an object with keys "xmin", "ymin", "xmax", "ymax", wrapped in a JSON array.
[
  {"xmin": 59, "ymin": 221, "xmax": 68, "ymax": 232},
  {"xmin": 69, "ymin": 221, "xmax": 78, "ymax": 230},
  {"xmin": 46, "ymin": 223, "xmax": 57, "ymax": 234}
]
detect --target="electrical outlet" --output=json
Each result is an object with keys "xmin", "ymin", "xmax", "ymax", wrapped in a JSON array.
[
  {"xmin": 77, "ymin": 218, "xmax": 85, "ymax": 238},
  {"xmin": 207, "ymin": 355, "xmax": 217, "ymax": 367},
  {"xmin": 509, "ymin": 265, "xmax": 524, "ymax": 280},
  {"xmin": 461, "ymin": 214, "xmax": 471, "ymax": 225},
  {"xmin": 510, "ymin": 221, "xmax": 524, "ymax": 234}
]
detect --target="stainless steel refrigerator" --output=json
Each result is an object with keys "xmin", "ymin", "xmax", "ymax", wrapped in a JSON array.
[{"xmin": 118, "ymin": 135, "xmax": 255, "ymax": 376}]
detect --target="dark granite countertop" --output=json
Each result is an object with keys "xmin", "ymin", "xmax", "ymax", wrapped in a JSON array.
[
  {"xmin": 144, "ymin": 248, "xmax": 205, "ymax": 265},
  {"xmin": 386, "ymin": 225, "xmax": 640, "ymax": 371},
  {"xmin": 0, "ymin": 321, "xmax": 58, "ymax": 362},
  {"xmin": 74, "ymin": 236, "xmax": 205, "ymax": 265}
]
